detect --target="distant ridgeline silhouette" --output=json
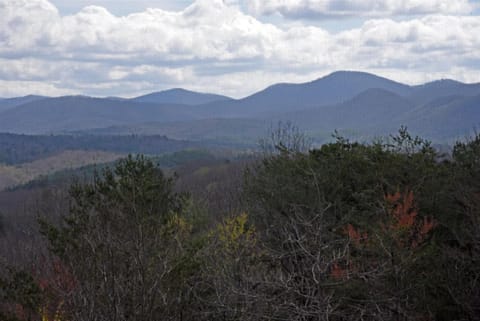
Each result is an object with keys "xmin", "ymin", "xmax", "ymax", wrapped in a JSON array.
[{"xmin": 1, "ymin": 71, "xmax": 479, "ymax": 142}]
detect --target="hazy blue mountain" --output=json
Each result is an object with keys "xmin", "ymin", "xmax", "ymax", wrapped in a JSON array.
[
  {"xmin": 2, "ymin": 71, "xmax": 480, "ymax": 143},
  {"xmin": 409, "ymin": 79, "xmax": 480, "ymax": 105},
  {"xmin": 248, "ymin": 70, "xmax": 412, "ymax": 110},
  {"xmin": 0, "ymin": 95, "xmax": 47, "ymax": 113},
  {"xmin": 74, "ymin": 89, "xmax": 418, "ymax": 144},
  {"xmin": 132, "ymin": 88, "xmax": 232, "ymax": 105},
  {"xmin": 263, "ymin": 87, "xmax": 480, "ymax": 142},
  {"xmin": 105, "ymin": 96, "xmax": 129, "ymax": 101},
  {"xmin": 326, "ymin": 88, "xmax": 415, "ymax": 131},
  {"xmin": 0, "ymin": 96, "xmax": 198, "ymax": 134},
  {"xmin": 275, "ymin": 88, "xmax": 415, "ymax": 134},
  {"xmin": 0, "ymin": 71, "xmax": 418, "ymax": 134},
  {"xmin": 72, "ymin": 118, "xmax": 269, "ymax": 146},
  {"xmin": 401, "ymin": 94, "xmax": 480, "ymax": 140},
  {"xmin": 192, "ymin": 71, "xmax": 413, "ymax": 118}
]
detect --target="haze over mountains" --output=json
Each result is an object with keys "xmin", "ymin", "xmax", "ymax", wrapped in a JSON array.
[
  {"xmin": 1, "ymin": 71, "xmax": 479, "ymax": 143},
  {"xmin": 0, "ymin": 95, "xmax": 47, "ymax": 114},
  {"xmin": 132, "ymin": 88, "xmax": 232, "ymax": 105}
]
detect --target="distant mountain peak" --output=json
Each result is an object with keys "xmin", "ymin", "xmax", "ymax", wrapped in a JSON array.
[
  {"xmin": 326, "ymin": 70, "xmax": 373, "ymax": 77},
  {"xmin": 132, "ymin": 88, "xmax": 232, "ymax": 106},
  {"xmin": 421, "ymin": 79, "xmax": 464, "ymax": 87},
  {"xmin": 162, "ymin": 88, "xmax": 192, "ymax": 93},
  {"xmin": 317, "ymin": 70, "xmax": 403, "ymax": 83},
  {"xmin": 23, "ymin": 94, "xmax": 46, "ymax": 99}
]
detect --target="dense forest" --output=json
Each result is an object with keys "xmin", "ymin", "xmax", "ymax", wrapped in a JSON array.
[
  {"xmin": 1, "ymin": 128, "xmax": 479, "ymax": 321},
  {"xmin": 0, "ymin": 134, "xmax": 201, "ymax": 165}
]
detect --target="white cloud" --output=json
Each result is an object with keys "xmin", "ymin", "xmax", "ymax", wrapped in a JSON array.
[
  {"xmin": 334, "ymin": 15, "xmax": 480, "ymax": 68},
  {"xmin": 246, "ymin": 0, "xmax": 475, "ymax": 18},
  {"xmin": 0, "ymin": 79, "xmax": 77, "ymax": 97},
  {"xmin": 0, "ymin": 0, "xmax": 479, "ymax": 98}
]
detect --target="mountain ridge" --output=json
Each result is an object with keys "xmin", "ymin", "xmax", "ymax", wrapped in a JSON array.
[
  {"xmin": 132, "ymin": 88, "xmax": 232, "ymax": 105},
  {"xmin": 1, "ymin": 71, "xmax": 480, "ymax": 142}
]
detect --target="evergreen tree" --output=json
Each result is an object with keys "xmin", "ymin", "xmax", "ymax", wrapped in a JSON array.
[{"xmin": 40, "ymin": 155, "xmax": 194, "ymax": 321}]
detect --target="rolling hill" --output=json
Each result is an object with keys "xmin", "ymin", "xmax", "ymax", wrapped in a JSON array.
[{"xmin": 0, "ymin": 96, "xmax": 198, "ymax": 134}]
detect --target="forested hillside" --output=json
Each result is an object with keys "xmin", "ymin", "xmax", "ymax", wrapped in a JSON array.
[
  {"xmin": 0, "ymin": 133, "xmax": 198, "ymax": 165},
  {"xmin": 1, "ymin": 128, "xmax": 479, "ymax": 321},
  {"xmin": 0, "ymin": 133, "xmax": 226, "ymax": 192}
]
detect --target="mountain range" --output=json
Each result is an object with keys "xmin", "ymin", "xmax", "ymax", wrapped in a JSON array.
[{"xmin": 1, "ymin": 71, "xmax": 479, "ymax": 143}]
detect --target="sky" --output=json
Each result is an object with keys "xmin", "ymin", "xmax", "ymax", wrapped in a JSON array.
[{"xmin": 1, "ymin": 0, "xmax": 479, "ymax": 98}]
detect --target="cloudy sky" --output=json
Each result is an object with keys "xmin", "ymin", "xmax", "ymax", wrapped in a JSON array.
[{"xmin": 1, "ymin": 0, "xmax": 479, "ymax": 98}]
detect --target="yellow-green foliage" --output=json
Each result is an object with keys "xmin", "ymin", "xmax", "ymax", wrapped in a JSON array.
[
  {"xmin": 214, "ymin": 212, "xmax": 256, "ymax": 254},
  {"xmin": 193, "ymin": 164, "xmax": 229, "ymax": 178},
  {"xmin": 41, "ymin": 303, "xmax": 63, "ymax": 321},
  {"xmin": 165, "ymin": 213, "xmax": 192, "ymax": 245},
  {"xmin": 193, "ymin": 166, "xmax": 212, "ymax": 177}
]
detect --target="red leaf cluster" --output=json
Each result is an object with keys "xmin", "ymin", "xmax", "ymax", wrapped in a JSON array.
[
  {"xmin": 385, "ymin": 189, "xmax": 436, "ymax": 248},
  {"xmin": 345, "ymin": 224, "xmax": 368, "ymax": 246},
  {"xmin": 330, "ymin": 263, "xmax": 345, "ymax": 280}
]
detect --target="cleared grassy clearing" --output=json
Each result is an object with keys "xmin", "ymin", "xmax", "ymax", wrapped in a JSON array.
[{"xmin": 0, "ymin": 150, "xmax": 123, "ymax": 190}]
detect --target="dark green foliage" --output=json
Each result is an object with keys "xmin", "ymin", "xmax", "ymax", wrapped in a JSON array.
[
  {"xmin": 0, "ymin": 133, "xmax": 196, "ymax": 165},
  {"xmin": 3, "ymin": 128, "xmax": 480, "ymax": 321},
  {"xmin": 0, "ymin": 211, "xmax": 4, "ymax": 235},
  {"xmin": 241, "ymin": 128, "xmax": 478, "ymax": 320},
  {"xmin": 0, "ymin": 266, "xmax": 43, "ymax": 321},
  {"xmin": 39, "ymin": 155, "xmax": 201, "ymax": 321},
  {"xmin": 247, "ymin": 128, "xmax": 441, "ymax": 242}
]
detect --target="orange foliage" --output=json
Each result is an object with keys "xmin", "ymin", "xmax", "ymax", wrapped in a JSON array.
[
  {"xmin": 345, "ymin": 224, "xmax": 368, "ymax": 246},
  {"xmin": 387, "ymin": 190, "xmax": 418, "ymax": 229},
  {"xmin": 385, "ymin": 191, "xmax": 402, "ymax": 203},
  {"xmin": 385, "ymin": 189, "xmax": 436, "ymax": 249},
  {"xmin": 330, "ymin": 263, "xmax": 345, "ymax": 280}
]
